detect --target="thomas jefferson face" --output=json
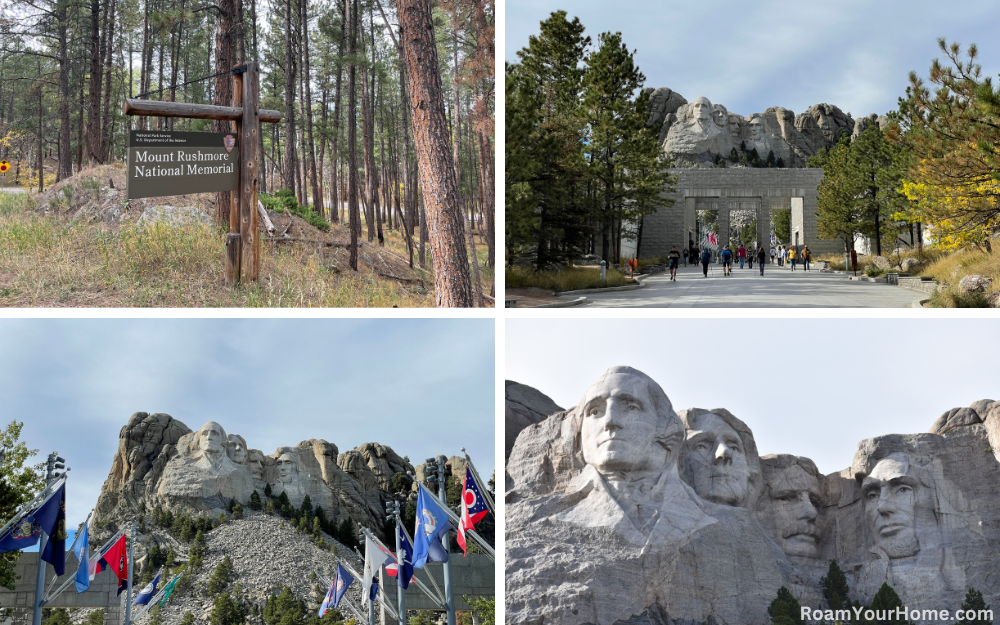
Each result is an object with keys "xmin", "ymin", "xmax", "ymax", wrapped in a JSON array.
[
  {"xmin": 691, "ymin": 98, "xmax": 713, "ymax": 123},
  {"xmin": 227, "ymin": 435, "xmax": 247, "ymax": 464},
  {"xmin": 768, "ymin": 465, "xmax": 822, "ymax": 558},
  {"xmin": 686, "ymin": 413, "xmax": 750, "ymax": 506},
  {"xmin": 712, "ymin": 104, "xmax": 728, "ymax": 128},
  {"xmin": 277, "ymin": 453, "xmax": 297, "ymax": 483},
  {"xmin": 862, "ymin": 453, "xmax": 920, "ymax": 558},
  {"xmin": 581, "ymin": 373, "xmax": 672, "ymax": 474},
  {"xmin": 197, "ymin": 422, "xmax": 225, "ymax": 454}
]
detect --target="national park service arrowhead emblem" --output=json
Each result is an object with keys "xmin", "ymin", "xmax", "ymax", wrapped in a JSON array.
[{"xmin": 224, "ymin": 135, "xmax": 236, "ymax": 153}]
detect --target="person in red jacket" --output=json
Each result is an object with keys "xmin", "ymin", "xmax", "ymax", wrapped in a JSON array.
[{"xmin": 737, "ymin": 245, "xmax": 746, "ymax": 269}]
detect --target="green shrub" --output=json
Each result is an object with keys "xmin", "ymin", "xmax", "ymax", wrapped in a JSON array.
[
  {"xmin": 260, "ymin": 189, "xmax": 329, "ymax": 231},
  {"xmin": 928, "ymin": 287, "xmax": 992, "ymax": 308},
  {"xmin": 207, "ymin": 555, "xmax": 234, "ymax": 594},
  {"xmin": 863, "ymin": 264, "xmax": 885, "ymax": 277}
]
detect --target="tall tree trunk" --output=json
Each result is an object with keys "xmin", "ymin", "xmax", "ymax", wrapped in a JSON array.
[
  {"xmin": 451, "ymin": 22, "xmax": 483, "ymax": 305},
  {"xmin": 213, "ymin": 0, "xmax": 236, "ymax": 223},
  {"xmin": 398, "ymin": 58, "xmax": 416, "ymax": 264},
  {"xmin": 329, "ymin": 0, "xmax": 345, "ymax": 223},
  {"xmin": 475, "ymin": 80, "xmax": 494, "ymax": 268},
  {"xmin": 397, "ymin": 0, "xmax": 472, "ymax": 305},
  {"xmin": 347, "ymin": 0, "xmax": 360, "ymax": 270},
  {"xmin": 301, "ymin": 0, "xmax": 321, "ymax": 219},
  {"xmin": 56, "ymin": 0, "xmax": 71, "ymax": 180},
  {"xmin": 86, "ymin": 0, "xmax": 103, "ymax": 162},
  {"xmin": 283, "ymin": 0, "xmax": 297, "ymax": 193},
  {"xmin": 359, "ymin": 54, "xmax": 377, "ymax": 242},
  {"xmin": 99, "ymin": 0, "xmax": 117, "ymax": 160}
]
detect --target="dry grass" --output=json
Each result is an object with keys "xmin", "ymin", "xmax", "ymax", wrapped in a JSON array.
[
  {"xmin": 505, "ymin": 266, "xmax": 633, "ymax": 292},
  {"xmin": 0, "ymin": 193, "xmax": 433, "ymax": 307},
  {"xmin": 919, "ymin": 247, "xmax": 1000, "ymax": 308}
]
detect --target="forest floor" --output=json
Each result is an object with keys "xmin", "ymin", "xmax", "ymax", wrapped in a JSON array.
[{"xmin": 0, "ymin": 164, "xmax": 493, "ymax": 307}]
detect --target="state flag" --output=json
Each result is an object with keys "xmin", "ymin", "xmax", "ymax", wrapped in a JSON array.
[
  {"xmin": 457, "ymin": 467, "xmax": 489, "ymax": 555},
  {"xmin": 395, "ymin": 525, "xmax": 414, "ymax": 589},
  {"xmin": 363, "ymin": 537, "xmax": 390, "ymax": 605},
  {"xmin": 0, "ymin": 482, "xmax": 65, "ymax": 566},
  {"xmin": 97, "ymin": 534, "xmax": 128, "ymax": 592},
  {"xmin": 74, "ymin": 522, "xmax": 90, "ymax": 593},
  {"xmin": 412, "ymin": 483, "xmax": 451, "ymax": 568},
  {"xmin": 39, "ymin": 483, "xmax": 67, "ymax": 576},
  {"xmin": 133, "ymin": 573, "xmax": 161, "ymax": 605},
  {"xmin": 159, "ymin": 573, "xmax": 181, "ymax": 607}
]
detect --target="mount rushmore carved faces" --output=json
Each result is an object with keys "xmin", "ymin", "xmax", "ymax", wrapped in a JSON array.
[
  {"xmin": 681, "ymin": 409, "xmax": 758, "ymax": 507},
  {"xmin": 277, "ymin": 452, "xmax": 299, "ymax": 484},
  {"xmin": 862, "ymin": 452, "xmax": 921, "ymax": 559},
  {"xmin": 712, "ymin": 103, "xmax": 728, "ymax": 129},
  {"xmin": 227, "ymin": 434, "xmax": 248, "ymax": 465},
  {"xmin": 189, "ymin": 421, "xmax": 234, "ymax": 473},
  {"xmin": 757, "ymin": 456, "xmax": 822, "ymax": 561}
]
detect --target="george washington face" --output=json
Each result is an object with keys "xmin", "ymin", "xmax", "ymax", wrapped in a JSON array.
[{"xmin": 197, "ymin": 422, "xmax": 225, "ymax": 455}]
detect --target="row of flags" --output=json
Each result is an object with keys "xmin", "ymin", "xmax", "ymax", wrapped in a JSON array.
[
  {"xmin": 0, "ymin": 477, "xmax": 184, "ymax": 624},
  {"xmin": 1, "ymin": 457, "xmax": 493, "ymax": 624},
  {"xmin": 318, "ymin": 465, "xmax": 494, "ymax": 620}
]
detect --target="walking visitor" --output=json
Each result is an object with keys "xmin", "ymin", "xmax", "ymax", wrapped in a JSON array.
[
  {"xmin": 721, "ymin": 246, "xmax": 733, "ymax": 276},
  {"xmin": 668, "ymin": 246, "xmax": 681, "ymax": 281},
  {"xmin": 737, "ymin": 244, "xmax": 746, "ymax": 269},
  {"xmin": 802, "ymin": 246, "xmax": 811, "ymax": 271},
  {"xmin": 789, "ymin": 246, "xmax": 797, "ymax": 271},
  {"xmin": 701, "ymin": 247, "xmax": 712, "ymax": 277},
  {"xmin": 757, "ymin": 246, "xmax": 767, "ymax": 276}
]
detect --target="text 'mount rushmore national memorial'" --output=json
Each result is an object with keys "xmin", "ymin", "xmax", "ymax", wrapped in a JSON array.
[{"xmin": 505, "ymin": 368, "xmax": 1000, "ymax": 625}]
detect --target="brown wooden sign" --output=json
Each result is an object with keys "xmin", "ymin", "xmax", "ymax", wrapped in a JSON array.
[
  {"xmin": 126, "ymin": 131, "xmax": 239, "ymax": 199},
  {"xmin": 123, "ymin": 62, "xmax": 280, "ymax": 286}
]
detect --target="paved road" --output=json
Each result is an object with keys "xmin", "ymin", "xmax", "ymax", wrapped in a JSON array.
[{"xmin": 573, "ymin": 263, "xmax": 924, "ymax": 308}]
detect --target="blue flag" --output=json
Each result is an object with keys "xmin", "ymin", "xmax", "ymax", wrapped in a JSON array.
[
  {"xmin": 396, "ymin": 525, "xmax": 414, "ymax": 589},
  {"xmin": 333, "ymin": 563, "xmax": 353, "ymax": 608},
  {"xmin": 427, "ymin": 526, "xmax": 452, "ymax": 564},
  {"xmin": 0, "ymin": 483, "xmax": 65, "ymax": 556},
  {"xmin": 369, "ymin": 576, "xmax": 378, "ymax": 602},
  {"xmin": 74, "ymin": 522, "xmax": 90, "ymax": 593},
  {"xmin": 412, "ymin": 483, "xmax": 451, "ymax": 569},
  {"xmin": 320, "ymin": 564, "xmax": 353, "ymax": 617},
  {"xmin": 39, "ymin": 483, "xmax": 67, "ymax": 576},
  {"xmin": 133, "ymin": 573, "xmax": 161, "ymax": 605}
]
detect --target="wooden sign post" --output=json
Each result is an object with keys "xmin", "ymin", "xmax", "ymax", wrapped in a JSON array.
[{"xmin": 123, "ymin": 61, "xmax": 281, "ymax": 286}]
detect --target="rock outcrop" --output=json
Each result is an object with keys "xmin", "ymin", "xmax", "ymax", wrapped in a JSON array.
[
  {"xmin": 505, "ymin": 380, "xmax": 563, "ymax": 461},
  {"xmin": 93, "ymin": 413, "xmax": 416, "ymax": 541},
  {"xmin": 645, "ymin": 88, "xmax": 890, "ymax": 168},
  {"xmin": 506, "ymin": 371, "xmax": 1000, "ymax": 625}
]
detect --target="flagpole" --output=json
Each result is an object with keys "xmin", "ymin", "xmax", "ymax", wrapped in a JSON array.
[
  {"xmin": 391, "ymin": 502, "xmax": 406, "ymax": 625},
  {"xmin": 340, "ymin": 549, "xmax": 400, "ymax": 620},
  {"xmin": 0, "ymin": 475, "xmax": 67, "ymax": 539},
  {"xmin": 435, "ymin": 457, "xmax": 455, "ymax": 625},
  {"xmin": 31, "ymin": 454, "xmax": 58, "ymax": 625},
  {"xmin": 125, "ymin": 525, "xmax": 134, "ymax": 625},
  {"xmin": 461, "ymin": 449, "xmax": 495, "ymax": 514},
  {"xmin": 359, "ymin": 527, "xmax": 445, "ymax": 609}
]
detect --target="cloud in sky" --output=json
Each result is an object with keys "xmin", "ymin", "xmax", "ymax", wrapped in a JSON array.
[
  {"xmin": 2, "ymin": 319, "xmax": 495, "ymax": 527},
  {"xmin": 507, "ymin": 318, "xmax": 999, "ymax": 476},
  {"xmin": 505, "ymin": 0, "xmax": 1000, "ymax": 118}
]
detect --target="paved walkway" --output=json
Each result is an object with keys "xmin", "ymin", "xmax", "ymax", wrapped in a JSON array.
[{"xmin": 572, "ymin": 263, "xmax": 924, "ymax": 308}]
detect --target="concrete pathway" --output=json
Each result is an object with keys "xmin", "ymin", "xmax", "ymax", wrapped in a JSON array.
[
  {"xmin": 0, "ymin": 187, "xmax": 26, "ymax": 194},
  {"xmin": 572, "ymin": 263, "xmax": 924, "ymax": 308}
]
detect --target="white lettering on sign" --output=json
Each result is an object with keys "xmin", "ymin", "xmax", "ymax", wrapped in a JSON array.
[
  {"xmin": 176, "ymin": 151, "xmax": 230, "ymax": 162},
  {"xmin": 134, "ymin": 151, "xmax": 175, "ymax": 163},
  {"xmin": 134, "ymin": 166, "xmax": 183, "ymax": 177},
  {"xmin": 186, "ymin": 164, "xmax": 235, "ymax": 175}
]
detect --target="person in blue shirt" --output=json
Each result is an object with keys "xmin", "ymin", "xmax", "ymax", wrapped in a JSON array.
[
  {"xmin": 720, "ymin": 246, "xmax": 733, "ymax": 276},
  {"xmin": 700, "ymin": 247, "xmax": 712, "ymax": 277}
]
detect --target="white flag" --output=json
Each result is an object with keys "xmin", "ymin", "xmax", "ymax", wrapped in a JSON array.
[{"xmin": 363, "ymin": 537, "xmax": 390, "ymax": 605}]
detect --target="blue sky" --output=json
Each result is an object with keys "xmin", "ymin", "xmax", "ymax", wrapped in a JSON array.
[
  {"xmin": 507, "ymin": 318, "xmax": 999, "ymax": 476},
  {"xmin": 505, "ymin": 0, "xmax": 1000, "ymax": 119},
  {"xmin": 3, "ymin": 319, "xmax": 495, "ymax": 531}
]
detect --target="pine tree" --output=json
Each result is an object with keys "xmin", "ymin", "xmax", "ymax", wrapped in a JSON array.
[
  {"xmin": 180, "ymin": 614, "xmax": 196, "ymax": 625},
  {"xmin": 264, "ymin": 483, "xmax": 273, "ymax": 498},
  {"xmin": 767, "ymin": 587, "xmax": 805, "ymax": 625},
  {"xmin": 210, "ymin": 592, "xmax": 245, "ymax": 625},
  {"xmin": 208, "ymin": 555, "xmax": 234, "ymax": 594},
  {"xmin": 820, "ymin": 559, "xmax": 851, "ymax": 610},
  {"xmin": 249, "ymin": 491, "xmax": 262, "ymax": 511},
  {"xmin": 580, "ymin": 30, "xmax": 674, "ymax": 264},
  {"xmin": 189, "ymin": 530, "xmax": 207, "ymax": 570},
  {"xmin": 956, "ymin": 588, "xmax": 992, "ymax": 625},
  {"xmin": 868, "ymin": 582, "xmax": 911, "ymax": 624}
]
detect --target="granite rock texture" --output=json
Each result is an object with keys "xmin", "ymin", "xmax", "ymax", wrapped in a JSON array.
[
  {"xmin": 505, "ymin": 380, "xmax": 563, "ymax": 461},
  {"xmin": 507, "ymin": 371, "xmax": 1000, "ymax": 625},
  {"xmin": 93, "ymin": 413, "xmax": 414, "ymax": 542},
  {"xmin": 646, "ymin": 88, "xmax": 887, "ymax": 169}
]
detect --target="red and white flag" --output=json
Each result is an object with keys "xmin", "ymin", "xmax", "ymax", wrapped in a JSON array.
[{"xmin": 457, "ymin": 467, "xmax": 489, "ymax": 555}]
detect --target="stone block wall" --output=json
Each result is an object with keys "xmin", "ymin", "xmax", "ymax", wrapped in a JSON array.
[
  {"xmin": 0, "ymin": 553, "xmax": 122, "ymax": 625},
  {"xmin": 639, "ymin": 168, "xmax": 841, "ymax": 258}
]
